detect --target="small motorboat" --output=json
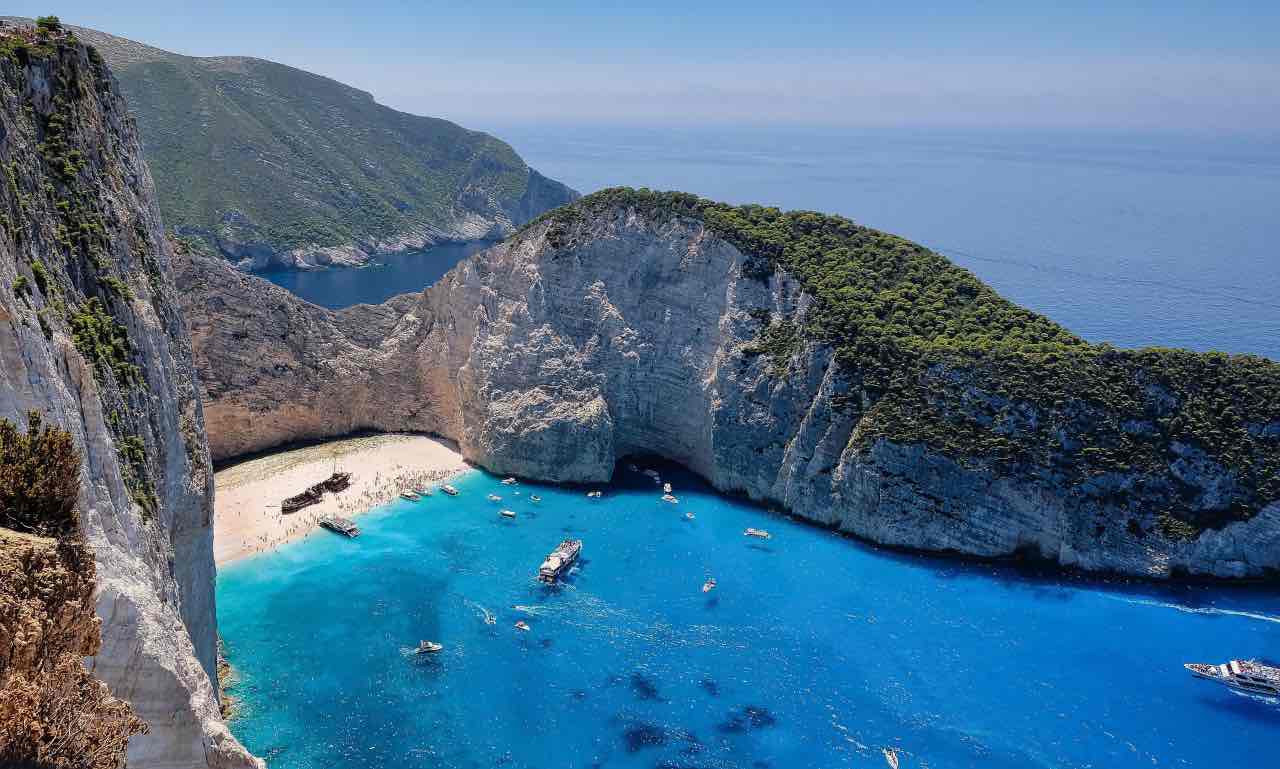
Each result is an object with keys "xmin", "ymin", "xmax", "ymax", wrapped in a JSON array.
[
  {"xmin": 441, "ymin": 485, "xmax": 459, "ymax": 496},
  {"xmin": 684, "ymin": 512, "xmax": 695, "ymax": 520},
  {"xmin": 882, "ymin": 747, "xmax": 899, "ymax": 769},
  {"xmin": 661, "ymin": 494, "xmax": 678, "ymax": 504},
  {"xmin": 400, "ymin": 492, "xmax": 420, "ymax": 501},
  {"xmin": 586, "ymin": 490, "xmax": 603, "ymax": 498},
  {"xmin": 487, "ymin": 494, "xmax": 502, "ymax": 503},
  {"xmin": 702, "ymin": 578, "xmax": 716, "ymax": 593},
  {"xmin": 501, "ymin": 477, "xmax": 518, "ymax": 485},
  {"xmin": 530, "ymin": 495, "xmax": 542, "ymax": 503},
  {"xmin": 627, "ymin": 463, "xmax": 639, "ymax": 472},
  {"xmin": 416, "ymin": 640, "xmax": 443, "ymax": 654},
  {"xmin": 500, "ymin": 509, "xmax": 517, "ymax": 518},
  {"xmin": 663, "ymin": 482, "xmax": 672, "ymax": 493},
  {"xmin": 415, "ymin": 487, "xmax": 432, "ymax": 497},
  {"xmin": 643, "ymin": 469, "xmax": 660, "ymax": 480},
  {"xmin": 744, "ymin": 528, "xmax": 771, "ymax": 539},
  {"xmin": 514, "ymin": 620, "xmax": 530, "ymax": 632}
]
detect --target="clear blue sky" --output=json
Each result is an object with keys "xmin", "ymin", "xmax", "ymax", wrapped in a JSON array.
[{"xmin": 9, "ymin": 2, "xmax": 1279, "ymax": 132}]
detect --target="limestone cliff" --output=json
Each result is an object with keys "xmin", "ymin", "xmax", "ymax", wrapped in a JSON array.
[
  {"xmin": 0, "ymin": 24, "xmax": 258, "ymax": 768},
  {"xmin": 180, "ymin": 189, "xmax": 1280, "ymax": 580}
]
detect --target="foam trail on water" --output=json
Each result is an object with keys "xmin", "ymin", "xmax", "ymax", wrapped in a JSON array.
[{"xmin": 1103, "ymin": 595, "xmax": 1280, "ymax": 625}]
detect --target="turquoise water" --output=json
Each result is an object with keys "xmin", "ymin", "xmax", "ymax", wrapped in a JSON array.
[{"xmin": 218, "ymin": 463, "xmax": 1279, "ymax": 768}]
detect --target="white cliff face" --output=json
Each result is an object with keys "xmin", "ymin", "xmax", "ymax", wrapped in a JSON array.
[
  {"xmin": 183, "ymin": 206, "xmax": 1280, "ymax": 581},
  {"xmin": 0, "ymin": 38, "xmax": 258, "ymax": 767}
]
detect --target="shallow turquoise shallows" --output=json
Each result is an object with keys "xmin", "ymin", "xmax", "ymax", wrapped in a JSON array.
[{"xmin": 217, "ymin": 464, "xmax": 1279, "ymax": 768}]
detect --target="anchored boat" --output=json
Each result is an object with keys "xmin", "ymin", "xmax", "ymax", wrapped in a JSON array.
[
  {"xmin": 441, "ymin": 485, "xmax": 459, "ymax": 496},
  {"xmin": 500, "ymin": 509, "xmax": 517, "ymax": 518},
  {"xmin": 1185, "ymin": 659, "xmax": 1280, "ymax": 697},
  {"xmin": 487, "ymin": 493, "xmax": 503, "ymax": 502},
  {"xmin": 400, "ymin": 492, "xmax": 420, "ymax": 501},
  {"xmin": 744, "ymin": 528, "xmax": 771, "ymax": 539},
  {"xmin": 319, "ymin": 515, "xmax": 361, "ymax": 537},
  {"xmin": 538, "ymin": 539, "xmax": 583, "ymax": 583}
]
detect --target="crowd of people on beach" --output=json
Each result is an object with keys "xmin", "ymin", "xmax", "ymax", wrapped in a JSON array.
[{"xmin": 224, "ymin": 462, "xmax": 467, "ymax": 558}]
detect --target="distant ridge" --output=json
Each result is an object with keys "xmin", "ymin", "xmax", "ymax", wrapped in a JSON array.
[{"xmin": 43, "ymin": 21, "xmax": 578, "ymax": 270}]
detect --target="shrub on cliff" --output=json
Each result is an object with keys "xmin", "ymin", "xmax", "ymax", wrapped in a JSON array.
[{"xmin": 0, "ymin": 411, "xmax": 81, "ymax": 538}]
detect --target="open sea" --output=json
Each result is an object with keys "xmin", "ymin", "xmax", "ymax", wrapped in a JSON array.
[
  {"xmin": 217, "ymin": 464, "xmax": 1280, "ymax": 769},
  {"xmin": 264, "ymin": 126, "xmax": 1279, "ymax": 361}
]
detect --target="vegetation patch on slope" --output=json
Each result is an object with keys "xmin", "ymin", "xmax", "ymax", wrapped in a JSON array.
[{"xmin": 533, "ymin": 188, "xmax": 1280, "ymax": 534}]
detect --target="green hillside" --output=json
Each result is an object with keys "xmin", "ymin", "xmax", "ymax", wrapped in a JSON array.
[{"xmin": 70, "ymin": 25, "xmax": 576, "ymax": 265}]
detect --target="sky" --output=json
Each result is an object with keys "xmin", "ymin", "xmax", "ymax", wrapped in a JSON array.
[{"xmin": 8, "ymin": 2, "xmax": 1280, "ymax": 133}]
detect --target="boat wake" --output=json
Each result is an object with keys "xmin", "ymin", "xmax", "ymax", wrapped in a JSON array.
[
  {"xmin": 467, "ymin": 600, "xmax": 497, "ymax": 625},
  {"xmin": 1104, "ymin": 596, "xmax": 1280, "ymax": 625}
]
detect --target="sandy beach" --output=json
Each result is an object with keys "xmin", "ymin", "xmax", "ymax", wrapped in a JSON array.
[{"xmin": 213, "ymin": 433, "xmax": 471, "ymax": 565}]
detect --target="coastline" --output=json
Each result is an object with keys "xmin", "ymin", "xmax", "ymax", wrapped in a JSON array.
[{"xmin": 212, "ymin": 433, "xmax": 471, "ymax": 565}]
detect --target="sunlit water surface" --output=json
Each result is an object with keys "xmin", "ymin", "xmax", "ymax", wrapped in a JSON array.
[{"xmin": 218, "ymin": 464, "xmax": 1279, "ymax": 768}]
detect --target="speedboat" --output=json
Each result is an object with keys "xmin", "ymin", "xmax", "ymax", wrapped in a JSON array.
[
  {"xmin": 882, "ymin": 748, "xmax": 899, "ymax": 769},
  {"xmin": 500, "ymin": 509, "xmax": 517, "ymax": 518},
  {"xmin": 530, "ymin": 495, "xmax": 542, "ymax": 503},
  {"xmin": 702, "ymin": 578, "xmax": 716, "ymax": 593},
  {"xmin": 1185, "ymin": 659, "xmax": 1280, "ymax": 696},
  {"xmin": 586, "ymin": 490, "xmax": 602, "ymax": 498},
  {"xmin": 441, "ymin": 485, "xmax": 459, "ymax": 496},
  {"xmin": 487, "ymin": 493, "xmax": 502, "ymax": 503},
  {"xmin": 501, "ymin": 477, "xmax": 518, "ymax": 485},
  {"xmin": 400, "ymin": 492, "xmax": 420, "ymax": 501},
  {"xmin": 416, "ymin": 640, "xmax": 443, "ymax": 654},
  {"xmin": 514, "ymin": 620, "xmax": 530, "ymax": 632},
  {"xmin": 661, "ymin": 494, "xmax": 678, "ymax": 504},
  {"xmin": 685, "ymin": 512, "xmax": 695, "ymax": 520},
  {"xmin": 744, "ymin": 528, "xmax": 771, "ymax": 539},
  {"xmin": 663, "ymin": 482, "xmax": 672, "ymax": 493}
]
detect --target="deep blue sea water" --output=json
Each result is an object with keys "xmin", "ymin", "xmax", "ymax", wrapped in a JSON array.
[
  {"xmin": 218, "ymin": 464, "xmax": 1280, "ymax": 769},
  {"xmin": 261, "ymin": 241, "xmax": 491, "ymax": 309}
]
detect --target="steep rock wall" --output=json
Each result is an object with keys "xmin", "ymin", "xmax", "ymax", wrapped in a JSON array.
[
  {"xmin": 180, "ymin": 202, "xmax": 1280, "ymax": 581},
  {"xmin": 0, "ymin": 30, "xmax": 258, "ymax": 768}
]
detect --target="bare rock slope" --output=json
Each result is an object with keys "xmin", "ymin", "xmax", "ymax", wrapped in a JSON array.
[
  {"xmin": 181, "ymin": 190, "xmax": 1280, "ymax": 581},
  {"xmin": 0, "ymin": 28, "xmax": 258, "ymax": 768}
]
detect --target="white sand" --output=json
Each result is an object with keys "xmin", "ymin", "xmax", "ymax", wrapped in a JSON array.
[{"xmin": 213, "ymin": 433, "xmax": 470, "ymax": 565}]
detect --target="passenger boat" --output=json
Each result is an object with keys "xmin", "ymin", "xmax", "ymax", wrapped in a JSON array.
[
  {"xmin": 702, "ymin": 577, "xmax": 716, "ymax": 593},
  {"xmin": 400, "ymin": 492, "xmax": 420, "ymax": 501},
  {"xmin": 1185, "ymin": 659, "xmax": 1280, "ymax": 696},
  {"xmin": 487, "ymin": 493, "xmax": 502, "ymax": 502},
  {"xmin": 416, "ymin": 640, "xmax": 443, "ymax": 654},
  {"xmin": 501, "ymin": 477, "xmax": 518, "ymax": 485},
  {"xmin": 744, "ymin": 528, "xmax": 771, "ymax": 539},
  {"xmin": 500, "ymin": 509, "xmax": 517, "ymax": 518},
  {"xmin": 661, "ymin": 494, "xmax": 678, "ymax": 504},
  {"xmin": 319, "ymin": 515, "xmax": 361, "ymax": 537},
  {"xmin": 538, "ymin": 539, "xmax": 583, "ymax": 583},
  {"xmin": 441, "ymin": 485, "xmax": 459, "ymax": 496}
]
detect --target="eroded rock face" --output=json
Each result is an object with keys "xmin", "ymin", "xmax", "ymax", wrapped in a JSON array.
[
  {"xmin": 0, "ymin": 35, "xmax": 258, "ymax": 768},
  {"xmin": 180, "ymin": 206, "xmax": 1280, "ymax": 580}
]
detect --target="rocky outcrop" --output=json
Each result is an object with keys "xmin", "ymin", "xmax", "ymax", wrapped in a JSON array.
[
  {"xmin": 179, "ymin": 192, "xmax": 1280, "ymax": 581},
  {"xmin": 0, "ymin": 529, "xmax": 147, "ymax": 768},
  {"xmin": 0, "ymin": 27, "xmax": 258, "ymax": 768}
]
